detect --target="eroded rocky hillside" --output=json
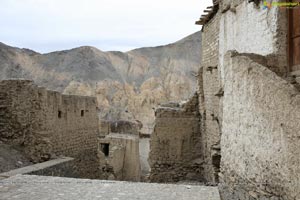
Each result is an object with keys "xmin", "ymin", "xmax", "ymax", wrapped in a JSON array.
[{"xmin": 0, "ymin": 31, "xmax": 201, "ymax": 134}]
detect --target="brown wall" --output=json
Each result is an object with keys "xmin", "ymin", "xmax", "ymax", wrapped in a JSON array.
[
  {"xmin": 98, "ymin": 133, "xmax": 141, "ymax": 182},
  {"xmin": 220, "ymin": 52, "xmax": 300, "ymax": 200},
  {"xmin": 0, "ymin": 80, "xmax": 99, "ymax": 178},
  {"xmin": 200, "ymin": 12, "xmax": 222, "ymax": 183},
  {"xmin": 148, "ymin": 93, "xmax": 202, "ymax": 182}
]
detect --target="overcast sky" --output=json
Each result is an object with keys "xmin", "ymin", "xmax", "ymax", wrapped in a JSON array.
[{"xmin": 0, "ymin": 0, "xmax": 211, "ymax": 53}]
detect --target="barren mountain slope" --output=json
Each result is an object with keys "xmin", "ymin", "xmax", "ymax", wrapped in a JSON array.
[{"xmin": 0, "ymin": 31, "xmax": 201, "ymax": 134}]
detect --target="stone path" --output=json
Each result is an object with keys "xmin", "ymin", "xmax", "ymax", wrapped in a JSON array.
[{"xmin": 0, "ymin": 175, "xmax": 220, "ymax": 200}]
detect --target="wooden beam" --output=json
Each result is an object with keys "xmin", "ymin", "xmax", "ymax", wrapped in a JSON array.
[{"xmin": 195, "ymin": 20, "xmax": 205, "ymax": 25}]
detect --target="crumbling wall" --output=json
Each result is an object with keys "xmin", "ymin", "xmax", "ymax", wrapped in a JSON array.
[
  {"xmin": 98, "ymin": 120, "xmax": 141, "ymax": 181},
  {"xmin": 220, "ymin": 52, "xmax": 300, "ymax": 200},
  {"xmin": 0, "ymin": 80, "xmax": 53, "ymax": 161},
  {"xmin": 148, "ymin": 93, "xmax": 202, "ymax": 183},
  {"xmin": 98, "ymin": 133, "xmax": 141, "ymax": 182},
  {"xmin": 200, "ymin": 12, "xmax": 222, "ymax": 183},
  {"xmin": 0, "ymin": 80, "xmax": 99, "ymax": 178},
  {"xmin": 47, "ymin": 92, "xmax": 99, "ymax": 178}
]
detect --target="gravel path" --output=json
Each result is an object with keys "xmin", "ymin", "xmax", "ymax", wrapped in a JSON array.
[{"xmin": 0, "ymin": 175, "xmax": 220, "ymax": 200}]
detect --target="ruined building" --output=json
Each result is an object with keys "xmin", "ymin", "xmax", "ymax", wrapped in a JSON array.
[
  {"xmin": 0, "ymin": 80, "xmax": 142, "ymax": 181},
  {"xmin": 0, "ymin": 0, "xmax": 299, "ymax": 199},
  {"xmin": 149, "ymin": 94, "xmax": 203, "ymax": 182},
  {"xmin": 149, "ymin": 0, "xmax": 300, "ymax": 199},
  {"xmin": 98, "ymin": 120, "xmax": 141, "ymax": 181},
  {"xmin": 0, "ymin": 79, "xmax": 99, "ymax": 178}
]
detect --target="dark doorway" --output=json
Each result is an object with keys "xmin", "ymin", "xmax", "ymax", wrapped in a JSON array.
[
  {"xmin": 100, "ymin": 143, "xmax": 109, "ymax": 157},
  {"xmin": 58, "ymin": 110, "xmax": 62, "ymax": 118}
]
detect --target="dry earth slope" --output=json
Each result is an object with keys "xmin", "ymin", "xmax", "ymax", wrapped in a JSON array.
[{"xmin": 0, "ymin": 31, "xmax": 201, "ymax": 134}]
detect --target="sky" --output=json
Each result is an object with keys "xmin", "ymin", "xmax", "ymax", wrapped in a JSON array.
[{"xmin": 0, "ymin": 0, "xmax": 211, "ymax": 53}]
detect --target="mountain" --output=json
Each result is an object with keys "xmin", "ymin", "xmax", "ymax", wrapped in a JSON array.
[{"xmin": 0, "ymin": 31, "xmax": 201, "ymax": 134}]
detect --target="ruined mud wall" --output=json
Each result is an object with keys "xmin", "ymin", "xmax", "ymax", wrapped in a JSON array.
[
  {"xmin": 220, "ymin": 53, "xmax": 300, "ymax": 200},
  {"xmin": 42, "ymin": 86, "xmax": 99, "ymax": 178},
  {"xmin": 148, "ymin": 94, "xmax": 202, "ymax": 182},
  {"xmin": 98, "ymin": 133, "xmax": 141, "ymax": 182},
  {"xmin": 0, "ymin": 80, "xmax": 99, "ymax": 178},
  {"xmin": 200, "ymin": 12, "xmax": 222, "ymax": 183},
  {"xmin": 98, "ymin": 120, "xmax": 142, "ymax": 181},
  {"xmin": 0, "ymin": 80, "xmax": 53, "ymax": 160}
]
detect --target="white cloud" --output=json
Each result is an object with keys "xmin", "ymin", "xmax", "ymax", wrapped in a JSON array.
[{"xmin": 0, "ymin": 0, "xmax": 212, "ymax": 53}]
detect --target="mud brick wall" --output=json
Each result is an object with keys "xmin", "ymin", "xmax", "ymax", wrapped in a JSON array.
[
  {"xmin": 0, "ymin": 80, "xmax": 52, "ymax": 161},
  {"xmin": 148, "ymin": 93, "xmax": 202, "ymax": 183},
  {"xmin": 98, "ymin": 119, "xmax": 144, "ymax": 181},
  {"xmin": 0, "ymin": 80, "xmax": 99, "ymax": 178},
  {"xmin": 98, "ymin": 133, "xmax": 141, "ymax": 182},
  {"xmin": 219, "ymin": 52, "xmax": 300, "ymax": 200},
  {"xmin": 200, "ymin": 12, "xmax": 222, "ymax": 183}
]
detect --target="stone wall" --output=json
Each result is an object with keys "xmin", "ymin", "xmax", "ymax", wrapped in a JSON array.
[
  {"xmin": 148, "ymin": 93, "xmax": 202, "ymax": 183},
  {"xmin": 219, "ymin": 52, "xmax": 300, "ymax": 200},
  {"xmin": 0, "ymin": 80, "xmax": 99, "ymax": 178},
  {"xmin": 200, "ymin": 11, "xmax": 222, "ymax": 183}
]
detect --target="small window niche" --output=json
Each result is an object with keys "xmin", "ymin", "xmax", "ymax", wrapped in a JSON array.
[
  {"xmin": 100, "ymin": 143, "xmax": 109, "ymax": 157},
  {"xmin": 81, "ymin": 110, "xmax": 84, "ymax": 117},
  {"xmin": 58, "ymin": 110, "xmax": 62, "ymax": 118}
]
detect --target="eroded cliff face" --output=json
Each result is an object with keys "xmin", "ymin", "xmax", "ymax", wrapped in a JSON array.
[{"xmin": 0, "ymin": 31, "xmax": 201, "ymax": 134}]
